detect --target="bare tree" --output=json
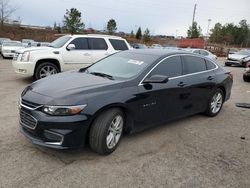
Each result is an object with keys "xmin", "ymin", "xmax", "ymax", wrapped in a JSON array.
[{"xmin": 0, "ymin": 0, "xmax": 17, "ymax": 26}]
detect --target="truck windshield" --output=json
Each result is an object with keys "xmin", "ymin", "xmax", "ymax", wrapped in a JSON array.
[{"xmin": 49, "ymin": 36, "xmax": 72, "ymax": 48}]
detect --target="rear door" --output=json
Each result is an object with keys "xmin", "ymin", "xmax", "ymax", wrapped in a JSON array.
[
  {"xmin": 88, "ymin": 38, "xmax": 109, "ymax": 63},
  {"xmin": 180, "ymin": 55, "xmax": 216, "ymax": 114}
]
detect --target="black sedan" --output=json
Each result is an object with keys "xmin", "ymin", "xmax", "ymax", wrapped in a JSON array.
[{"xmin": 19, "ymin": 49, "xmax": 233, "ymax": 155}]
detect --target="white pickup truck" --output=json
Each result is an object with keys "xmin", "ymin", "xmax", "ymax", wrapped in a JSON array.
[{"xmin": 12, "ymin": 34, "xmax": 131, "ymax": 79}]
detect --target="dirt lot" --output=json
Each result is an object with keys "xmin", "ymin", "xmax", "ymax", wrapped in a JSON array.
[{"xmin": 0, "ymin": 57, "xmax": 249, "ymax": 188}]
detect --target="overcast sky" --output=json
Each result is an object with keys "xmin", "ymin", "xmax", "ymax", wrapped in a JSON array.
[{"xmin": 10, "ymin": 0, "xmax": 250, "ymax": 36}]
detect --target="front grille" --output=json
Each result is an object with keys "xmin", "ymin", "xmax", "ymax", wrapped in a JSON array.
[
  {"xmin": 21, "ymin": 99, "xmax": 42, "ymax": 109},
  {"xmin": 11, "ymin": 50, "xmax": 16, "ymax": 53},
  {"xmin": 20, "ymin": 110, "xmax": 37, "ymax": 130}
]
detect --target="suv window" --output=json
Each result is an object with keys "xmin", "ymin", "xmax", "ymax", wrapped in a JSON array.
[
  {"xmin": 205, "ymin": 59, "xmax": 216, "ymax": 70},
  {"xmin": 182, "ymin": 56, "xmax": 207, "ymax": 74},
  {"xmin": 109, "ymin": 39, "xmax": 128, "ymax": 50},
  {"xmin": 193, "ymin": 50, "xmax": 200, "ymax": 54},
  {"xmin": 69, "ymin": 38, "xmax": 88, "ymax": 50},
  {"xmin": 149, "ymin": 56, "xmax": 182, "ymax": 78},
  {"xmin": 200, "ymin": 50, "xmax": 209, "ymax": 56},
  {"xmin": 88, "ymin": 38, "xmax": 108, "ymax": 50}
]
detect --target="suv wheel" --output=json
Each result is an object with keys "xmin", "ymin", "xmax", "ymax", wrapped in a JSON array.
[
  {"xmin": 35, "ymin": 62, "xmax": 59, "ymax": 80},
  {"xmin": 205, "ymin": 88, "xmax": 224, "ymax": 117},
  {"xmin": 89, "ymin": 108, "xmax": 124, "ymax": 155}
]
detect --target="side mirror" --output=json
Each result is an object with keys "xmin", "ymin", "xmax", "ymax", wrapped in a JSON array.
[
  {"xmin": 143, "ymin": 75, "xmax": 169, "ymax": 84},
  {"xmin": 67, "ymin": 44, "xmax": 76, "ymax": 51}
]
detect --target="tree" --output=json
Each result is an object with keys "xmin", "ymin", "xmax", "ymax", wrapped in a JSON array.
[
  {"xmin": 136, "ymin": 27, "xmax": 142, "ymax": 40},
  {"xmin": 107, "ymin": 19, "xmax": 117, "ymax": 34},
  {"xmin": 130, "ymin": 30, "xmax": 134, "ymax": 38},
  {"xmin": 63, "ymin": 8, "xmax": 84, "ymax": 34},
  {"xmin": 143, "ymin": 28, "xmax": 151, "ymax": 42},
  {"xmin": 0, "ymin": 0, "xmax": 17, "ymax": 27},
  {"xmin": 187, "ymin": 22, "xmax": 202, "ymax": 38}
]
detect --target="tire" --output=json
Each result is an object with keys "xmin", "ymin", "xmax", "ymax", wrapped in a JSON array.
[
  {"xmin": 34, "ymin": 62, "xmax": 59, "ymax": 80},
  {"xmin": 205, "ymin": 88, "xmax": 224, "ymax": 117},
  {"xmin": 89, "ymin": 108, "xmax": 124, "ymax": 155},
  {"xmin": 225, "ymin": 63, "xmax": 231, "ymax": 66},
  {"xmin": 243, "ymin": 74, "xmax": 250, "ymax": 82}
]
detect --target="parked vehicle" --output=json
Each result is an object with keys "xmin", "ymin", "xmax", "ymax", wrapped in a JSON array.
[
  {"xmin": 132, "ymin": 43, "xmax": 148, "ymax": 49},
  {"xmin": 0, "ymin": 38, "xmax": 11, "ymax": 54},
  {"xmin": 225, "ymin": 49, "xmax": 250, "ymax": 67},
  {"xmin": 243, "ymin": 57, "xmax": 250, "ymax": 82},
  {"xmin": 151, "ymin": 44, "xmax": 162, "ymax": 49},
  {"xmin": 12, "ymin": 34, "xmax": 131, "ymax": 79},
  {"xmin": 19, "ymin": 49, "xmax": 233, "ymax": 155},
  {"xmin": 184, "ymin": 48, "xmax": 217, "ymax": 61},
  {"xmin": 22, "ymin": 39, "xmax": 35, "ymax": 47},
  {"xmin": 40, "ymin": 42, "xmax": 50, "ymax": 47},
  {"xmin": 1, "ymin": 41, "xmax": 23, "ymax": 58}
]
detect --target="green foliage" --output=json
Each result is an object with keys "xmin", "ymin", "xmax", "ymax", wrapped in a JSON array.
[
  {"xmin": 143, "ymin": 28, "xmax": 151, "ymax": 42},
  {"xmin": 209, "ymin": 20, "xmax": 250, "ymax": 46},
  {"xmin": 107, "ymin": 19, "xmax": 117, "ymax": 34},
  {"xmin": 63, "ymin": 8, "xmax": 84, "ymax": 34},
  {"xmin": 130, "ymin": 30, "xmax": 134, "ymax": 38},
  {"xmin": 136, "ymin": 27, "xmax": 142, "ymax": 40},
  {"xmin": 187, "ymin": 22, "xmax": 202, "ymax": 38}
]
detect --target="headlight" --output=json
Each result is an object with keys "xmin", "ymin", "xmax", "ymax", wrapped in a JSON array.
[
  {"xmin": 42, "ymin": 105, "xmax": 87, "ymax": 116},
  {"xmin": 20, "ymin": 52, "xmax": 30, "ymax": 62}
]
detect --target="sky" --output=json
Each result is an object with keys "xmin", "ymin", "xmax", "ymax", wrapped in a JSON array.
[{"xmin": 10, "ymin": 0, "xmax": 250, "ymax": 37}]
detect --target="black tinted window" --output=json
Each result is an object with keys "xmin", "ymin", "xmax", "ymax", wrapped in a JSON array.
[
  {"xmin": 69, "ymin": 38, "xmax": 88, "ymax": 50},
  {"xmin": 109, "ymin": 39, "xmax": 128, "ymax": 50},
  {"xmin": 205, "ymin": 59, "xmax": 216, "ymax": 70},
  {"xmin": 182, "ymin": 56, "xmax": 206, "ymax": 74},
  {"xmin": 88, "ymin": 38, "xmax": 108, "ymax": 50},
  {"xmin": 150, "ymin": 56, "xmax": 182, "ymax": 78}
]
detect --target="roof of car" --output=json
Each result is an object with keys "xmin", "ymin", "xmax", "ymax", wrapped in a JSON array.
[
  {"xmin": 127, "ymin": 49, "xmax": 190, "ymax": 57},
  {"xmin": 64, "ymin": 34, "xmax": 123, "ymax": 39}
]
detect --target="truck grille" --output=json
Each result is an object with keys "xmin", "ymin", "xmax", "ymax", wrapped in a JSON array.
[{"xmin": 20, "ymin": 110, "xmax": 37, "ymax": 130}]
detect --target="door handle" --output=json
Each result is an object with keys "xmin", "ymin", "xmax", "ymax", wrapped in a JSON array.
[
  {"xmin": 207, "ymin": 76, "xmax": 214, "ymax": 80},
  {"xmin": 84, "ymin": 53, "xmax": 91, "ymax": 56},
  {"xmin": 178, "ymin": 82, "xmax": 186, "ymax": 87}
]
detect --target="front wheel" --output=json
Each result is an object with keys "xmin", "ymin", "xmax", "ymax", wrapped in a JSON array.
[
  {"xmin": 205, "ymin": 89, "xmax": 224, "ymax": 117},
  {"xmin": 89, "ymin": 108, "xmax": 124, "ymax": 155},
  {"xmin": 34, "ymin": 62, "xmax": 59, "ymax": 80},
  {"xmin": 243, "ymin": 74, "xmax": 250, "ymax": 82}
]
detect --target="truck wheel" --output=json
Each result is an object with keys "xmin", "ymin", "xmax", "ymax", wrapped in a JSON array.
[
  {"xmin": 89, "ymin": 108, "xmax": 124, "ymax": 155},
  {"xmin": 35, "ymin": 62, "xmax": 59, "ymax": 80}
]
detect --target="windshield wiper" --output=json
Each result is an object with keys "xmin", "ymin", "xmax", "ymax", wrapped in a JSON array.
[{"xmin": 89, "ymin": 72, "xmax": 114, "ymax": 80}]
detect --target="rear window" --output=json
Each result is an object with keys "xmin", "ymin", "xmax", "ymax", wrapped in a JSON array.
[
  {"xmin": 182, "ymin": 56, "xmax": 207, "ymax": 74},
  {"xmin": 109, "ymin": 39, "xmax": 128, "ymax": 50},
  {"xmin": 88, "ymin": 38, "xmax": 108, "ymax": 50}
]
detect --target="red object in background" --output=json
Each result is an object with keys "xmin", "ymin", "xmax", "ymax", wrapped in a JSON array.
[{"xmin": 177, "ymin": 38, "xmax": 205, "ymax": 49}]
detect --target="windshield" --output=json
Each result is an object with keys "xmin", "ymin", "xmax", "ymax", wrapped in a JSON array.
[
  {"xmin": 86, "ymin": 52, "xmax": 158, "ymax": 79},
  {"xmin": 236, "ymin": 50, "xmax": 250, "ymax": 55},
  {"xmin": 49, "ymin": 36, "xmax": 72, "ymax": 48},
  {"xmin": 3, "ymin": 42, "xmax": 22, "ymax": 47}
]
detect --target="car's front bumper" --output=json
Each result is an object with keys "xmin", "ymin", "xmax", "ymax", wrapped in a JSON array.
[
  {"xmin": 225, "ymin": 60, "xmax": 244, "ymax": 66},
  {"xmin": 19, "ymin": 107, "xmax": 91, "ymax": 149},
  {"xmin": 2, "ymin": 52, "xmax": 15, "ymax": 58},
  {"xmin": 12, "ymin": 61, "xmax": 35, "ymax": 77}
]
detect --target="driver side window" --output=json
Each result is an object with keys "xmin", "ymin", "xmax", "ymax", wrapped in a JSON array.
[
  {"xmin": 69, "ymin": 38, "xmax": 89, "ymax": 50},
  {"xmin": 149, "ymin": 56, "xmax": 182, "ymax": 78}
]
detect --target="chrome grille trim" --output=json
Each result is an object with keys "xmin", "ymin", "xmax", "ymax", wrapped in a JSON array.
[{"xmin": 20, "ymin": 110, "xmax": 37, "ymax": 130}]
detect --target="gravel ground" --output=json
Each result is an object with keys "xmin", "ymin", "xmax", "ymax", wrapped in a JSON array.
[{"xmin": 0, "ymin": 57, "xmax": 249, "ymax": 188}]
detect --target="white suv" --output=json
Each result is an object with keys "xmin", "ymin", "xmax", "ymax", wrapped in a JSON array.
[{"xmin": 12, "ymin": 34, "xmax": 131, "ymax": 79}]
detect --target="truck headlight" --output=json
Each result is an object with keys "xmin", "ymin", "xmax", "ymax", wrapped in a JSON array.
[
  {"xmin": 42, "ymin": 105, "xmax": 87, "ymax": 116},
  {"xmin": 20, "ymin": 52, "xmax": 30, "ymax": 62}
]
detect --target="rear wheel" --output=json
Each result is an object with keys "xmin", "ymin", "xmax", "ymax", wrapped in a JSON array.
[
  {"xmin": 89, "ymin": 108, "xmax": 124, "ymax": 155},
  {"xmin": 243, "ymin": 74, "xmax": 250, "ymax": 82},
  {"xmin": 205, "ymin": 89, "xmax": 224, "ymax": 117},
  {"xmin": 35, "ymin": 62, "xmax": 59, "ymax": 80},
  {"xmin": 225, "ymin": 62, "xmax": 231, "ymax": 66}
]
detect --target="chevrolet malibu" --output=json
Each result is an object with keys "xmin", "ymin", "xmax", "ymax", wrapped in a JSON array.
[{"xmin": 19, "ymin": 49, "xmax": 233, "ymax": 155}]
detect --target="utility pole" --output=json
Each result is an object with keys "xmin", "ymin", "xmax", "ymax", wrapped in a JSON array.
[{"xmin": 191, "ymin": 4, "xmax": 197, "ymax": 38}]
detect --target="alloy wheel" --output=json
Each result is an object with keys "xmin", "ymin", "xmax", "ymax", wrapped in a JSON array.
[
  {"xmin": 210, "ymin": 92, "xmax": 223, "ymax": 114},
  {"xmin": 39, "ymin": 65, "xmax": 57, "ymax": 78}
]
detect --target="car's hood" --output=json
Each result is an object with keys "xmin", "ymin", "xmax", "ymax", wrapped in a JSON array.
[
  {"xmin": 228, "ymin": 54, "xmax": 248, "ymax": 60},
  {"xmin": 2, "ymin": 46, "xmax": 24, "ymax": 51},
  {"xmin": 16, "ymin": 46, "xmax": 53, "ymax": 53},
  {"xmin": 22, "ymin": 71, "xmax": 124, "ymax": 105}
]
